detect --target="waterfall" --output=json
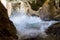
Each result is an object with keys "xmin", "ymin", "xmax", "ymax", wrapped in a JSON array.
[{"xmin": 9, "ymin": 1, "xmax": 58, "ymax": 39}]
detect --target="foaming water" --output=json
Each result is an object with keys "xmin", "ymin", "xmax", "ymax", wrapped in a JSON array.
[
  {"xmin": 10, "ymin": 12, "xmax": 58, "ymax": 39},
  {"xmin": 9, "ymin": 1, "xmax": 58, "ymax": 39}
]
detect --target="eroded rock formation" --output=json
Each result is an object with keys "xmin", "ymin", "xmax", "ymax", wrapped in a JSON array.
[{"xmin": 27, "ymin": 0, "xmax": 60, "ymax": 21}]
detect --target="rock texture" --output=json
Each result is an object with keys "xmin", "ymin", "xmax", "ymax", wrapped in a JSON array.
[
  {"xmin": 27, "ymin": 0, "xmax": 60, "ymax": 21},
  {"xmin": 0, "ymin": 2, "xmax": 18, "ymax": 40},
  {"xmin": 46, "ymin": 22, "xmax": 60, "ymax": 36}
]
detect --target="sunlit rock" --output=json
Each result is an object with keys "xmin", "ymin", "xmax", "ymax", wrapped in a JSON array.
[
  {"xmin": 1, "ymin": 0, "xmax": 7, "ymax": 8},
  {"xmin": 6, "ymin": 2, "xmax": 12, "ymax": 17}
]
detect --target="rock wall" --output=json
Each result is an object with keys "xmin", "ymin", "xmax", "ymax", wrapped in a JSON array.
[
  {"xmin": 27, "ymin": 0, "xmax": 60, "ymax": 21},
  {"xmin": 0, "ymin": 1, "xmax": 18, "ymax": 40}
]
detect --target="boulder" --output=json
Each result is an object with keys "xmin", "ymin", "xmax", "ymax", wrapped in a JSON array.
[
  {"xmin": 46, "ymin": 22, "xmax": 60, "ymax": 39},
  {"xmin": 0, "ymin": 1, "xmax": 18, "ymax": 40}
]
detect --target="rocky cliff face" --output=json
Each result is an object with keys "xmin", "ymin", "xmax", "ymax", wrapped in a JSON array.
[{"xmin": 0, "ymin": 2, "xmax": 18, "ymax": 40}]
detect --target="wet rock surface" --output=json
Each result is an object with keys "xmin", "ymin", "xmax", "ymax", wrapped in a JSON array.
[
  {"xmin": 0, "ymin": 2, "xmax": 18, "ymax": 40},
  {"xmin": 45, "ymin": 22, "xmax": 60, "ymax": 40},
  {"xmin": 46, "ymin": 22, "xmax": 60, "ymax": 36}
]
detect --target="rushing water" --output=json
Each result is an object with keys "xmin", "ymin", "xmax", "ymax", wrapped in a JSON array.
[{"xmin": 9, "ymin": 1, "xmax": 58, "ymax": 39}]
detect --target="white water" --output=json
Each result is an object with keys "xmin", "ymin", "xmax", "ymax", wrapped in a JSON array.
[{"xmin": 9, "ymin": 1, "xmax": 58, "ymax": 39}]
